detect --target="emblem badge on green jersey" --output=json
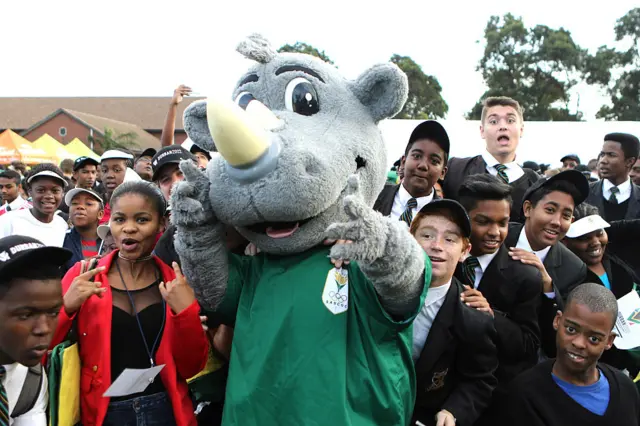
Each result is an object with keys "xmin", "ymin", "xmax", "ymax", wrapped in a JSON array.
[{"xmin": 322, "ymin": 267, "xmax": 349, "ymax": 314}]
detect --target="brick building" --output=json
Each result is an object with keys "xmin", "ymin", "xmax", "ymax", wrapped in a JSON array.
[{"xmin": 0, "ymin": 97, "xmax": 205, "ymax": 154}]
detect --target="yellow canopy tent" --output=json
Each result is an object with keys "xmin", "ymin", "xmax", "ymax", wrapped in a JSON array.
[
  {"xmin": 32, "ymin": 134, "xmax": 76, "ymax": 164},
  {"xmin": 0, "ymin": 129, "xmax": 57, "ymax": 165},
  {"xmin": 65, "ymin": 138, "xmax": 100, "ymax": 160}
]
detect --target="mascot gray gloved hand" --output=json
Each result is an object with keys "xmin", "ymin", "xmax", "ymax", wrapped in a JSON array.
[{"xmin": 171, "ymin": 34, "xmax": 431, "ymax": 426}]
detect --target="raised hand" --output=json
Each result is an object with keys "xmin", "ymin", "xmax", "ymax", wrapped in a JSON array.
[
  {"xmin": 171, "ymin": 159, "xmax": 216, "ymax": 228},
  {"xmin": 325, "ymin": 174, "xmax": 386, "ymax": 264},
  {"xmin": 172, "ymin": 84, "xmax": 192, "ymax": 105},
  {"xmin": 63, "ymin": 260, "xmax": 106, "ymax": 315},
  {"xmin": 159, "ymin": 262, "xmax": 197, "ymax": 314}
]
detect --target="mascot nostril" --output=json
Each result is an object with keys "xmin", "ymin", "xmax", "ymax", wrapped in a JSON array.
[{"xmin": 172, "ymin": 33, "xmax": 431, "ymax": 426}]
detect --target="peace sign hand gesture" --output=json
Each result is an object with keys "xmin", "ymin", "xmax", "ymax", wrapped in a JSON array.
[{"xmin": 63, "ymin": 259, "xmax": 106, "ymax": 315}]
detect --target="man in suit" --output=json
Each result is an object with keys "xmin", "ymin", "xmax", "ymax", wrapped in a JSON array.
[
  {"xmin": 506, "ymin": 170, "xmax": 590, "ymax": 357},
  {"xmin": 587, "ymin": 132, "xmax": 640, "ymax": 222},
  {"xmin": 373, "ymin": 120, "xmax": 448, "ymax": 222},
  {"xmin": 630, "ymin": 158, "xmax": 640, "ymax": 186},
  {"xmin": 587, "ymin": 133, "xmax": 640, "ymax": 278},
  {"xmin": 409, "ymin": 199, "xmax": 498, "ymax": 426},
  {"xmin": 455, "ymin": 174, "xmax": 542, "ymax": 425},
  {"xmin": 442, "ymin": 96, "xmax": 541, "ymax": 223}
]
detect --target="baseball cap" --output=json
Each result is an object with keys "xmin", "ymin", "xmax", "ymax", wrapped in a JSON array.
[
  {"xmin": 407, "ymin": 121, "xmax": 450, "ymax": 155},
  {"xmin": 560, "ymin": 154, "xmax": 581, "ymax": 164},
  {"xmin": 26, "ymin": 170, "xmax": 68, "ymax": 188},
  {"xmin": 565, "ymin": 215, "xmax": 610, "ymax": 239},
  {"xmin": 522, "ymin": 169, "xmax": 590, "ymax": 206},
  {"xmin": 0, "ymin": 235, "xmax": 72, "ymax": 277},
  {"xmin": 137, "ymin": 148, "xmax": 157, "ymax": 161},
  {"xmin": 151, "ymin": 146, "xmax": 196, "ymax": 181},
  {"xmin": 417, "ymin": 199, "xmax": 471, "ymax": 238},
  {"xmin": 64, "ymin": 188, "xmax": 103, "ymax": 207},
  {"xmin": 97, "ymin": 224, "xmax": 110, "ymax": 240},
  {"xmin": 73, "ymin": 156, "xmax": 99, "ymax": 171},
  {"xmin": 101, "ymin": 150, "xmax": 134, "ymax": 162}
]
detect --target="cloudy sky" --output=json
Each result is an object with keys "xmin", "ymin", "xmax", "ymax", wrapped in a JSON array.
[{"xmin": 2, "ymin": 0, "xmax": 637, "ymax": 122}]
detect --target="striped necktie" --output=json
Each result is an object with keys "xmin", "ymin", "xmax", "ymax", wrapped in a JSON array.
[
  {"xmin": 494, "ymin": 164, "xmax": 509, "ymax": 184},
  {"xmin": 609, "ymin": 186, "xmax": 620, "ymax": 204},
  {"xmin": 464, "ymin": 256, "xmax": 481, "ymax": 286},
  {"xmin": 0, "ymin": 365, "xmax": 8, "ymax": 426},
  {"xmin": 400, "ymin": 198, "xmax": 418, "ymax": 226}
]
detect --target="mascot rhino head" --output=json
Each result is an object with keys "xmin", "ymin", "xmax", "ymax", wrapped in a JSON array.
[{"xmin": 182, "ymin": 34, "xmax": 408, "ymax": 254}]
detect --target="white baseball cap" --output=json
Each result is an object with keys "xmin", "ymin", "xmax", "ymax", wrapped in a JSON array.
[
  {"xmin": 64, "ymin": 188, "xmax": 103, "ymax": 207},
  {"xmin": 97, "ymin": 224, "xmax": 111, "ymax": 240},
  {"xmin": 566, "ymin": 215, "xmax": 610, "ymax": 239},
  {"xmin": 27, "ymin": 170, "xmax": 68, "ymax": 188},
  {"xmin": 101, "ymin": 150, "xmax": 134, "ymax": 162}
]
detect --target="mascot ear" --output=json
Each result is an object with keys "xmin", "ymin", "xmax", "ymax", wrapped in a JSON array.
[
  {"xmin": 350, "ymin": 63, "xmax": 408, "ymax": 123},
  {"xmin": 183, "ymin": 100, "xmax": 216, "ymax": 152}
]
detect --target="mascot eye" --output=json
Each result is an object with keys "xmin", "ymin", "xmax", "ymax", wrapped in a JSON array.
[
  {"xmin": 284, "ymin": 77, "xmax": 319, "ymax": 116},
  {"xmin": 235, "ymin": 92, "xmax": 255, "ymax": 110}
]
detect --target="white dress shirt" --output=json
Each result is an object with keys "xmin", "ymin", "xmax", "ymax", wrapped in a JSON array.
[
  {"xmin": 470, "ymin": 251, "xmax": 500, "ymax": 289},
  {"xmin": 2, "ymin": 363, "xmax": 48, "ymax": 426},
  {"xmin": 516, "ymin": 228, "xmax": 554, "ymax": 298},
  {"xmin": 390, "ymin": 183, "xmax": 434, "ymax": 222},
  {"xmin": 412, "ymin": 281, "xmax": 451, "ymax": 362},
  {"xmin": 603, "ymin": 178, "xmax": 632, "ymax": 203},
  {"xmin": 481, "ymin": 150, "xmax": 525, "ymax": 183}
]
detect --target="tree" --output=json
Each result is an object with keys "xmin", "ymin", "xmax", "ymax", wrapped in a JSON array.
[
  {"xmin": 468, "ymin": 14, "xmax": 586, "ymax": 121},
  {"xmin": 584, "ymin": 8, "xmax": 640, "ymax": 120},
  {"xmin": 390, "ymin": 55, "xmax": 448, "ymax": 119},
  {"xmin": 89, "ymin": 128, "xmax": 139, "ymax": 153},
  {"xmin": 277, "ymin": 42, "xmax": 334, "ymax": 64}
]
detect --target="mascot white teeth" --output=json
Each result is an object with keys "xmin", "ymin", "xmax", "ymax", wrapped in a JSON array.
[{"xmin": 172, "ymin": 33, "xmax": 431, "ymax": 426}]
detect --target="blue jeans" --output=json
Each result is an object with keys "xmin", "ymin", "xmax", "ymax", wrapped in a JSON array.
[{"xmin": 103, "ymin": 392, "xmax": 177, "ymax": 426}]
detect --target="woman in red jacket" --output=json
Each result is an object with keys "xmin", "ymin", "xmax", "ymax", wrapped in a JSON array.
[{"xmin": 50, "ymin": 180, "xmax": 209, "ymax": 426}]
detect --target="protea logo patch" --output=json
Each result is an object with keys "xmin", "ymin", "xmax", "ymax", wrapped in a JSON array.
[{"xmin": 322, "ymin": 268, "xmax": 349, "ymax": 315}]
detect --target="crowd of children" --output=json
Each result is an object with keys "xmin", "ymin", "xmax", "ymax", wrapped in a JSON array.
[{"xmin": 0, "ymin": 92, "xmax": 639, "ymax": 426}]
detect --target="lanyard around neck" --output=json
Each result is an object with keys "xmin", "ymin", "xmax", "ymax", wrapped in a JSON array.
[{"xmin": 115, "ymin": 260, "xmax": 166, "ymax": 367}]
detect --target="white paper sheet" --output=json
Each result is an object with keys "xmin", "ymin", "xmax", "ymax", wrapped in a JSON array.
[
  {"xmin": 103, "ymin": 365, "xmax": 165, "ymax": 397},
  {"xmin": 613, "ymin": 291, "xmax": 640, "ymax": 350}
]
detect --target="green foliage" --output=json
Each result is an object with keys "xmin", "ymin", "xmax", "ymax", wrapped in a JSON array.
[
  {"xmin": 586, "ymin": 8, "xmax": 640, "ymax": 120},
  {"xmin": 468, "ymin": 14, "xmax": 585, "ymax": 121},
  {"xmin": 277, "ymin": 42, "xmax": 334, "ymax": 64},
  {"xmin": 89, "ymin": 128, "xmax": 139, "ymax": 153},
  {"xmin": 390, "ymin": 55, "xmax": 449, "ymax": 119}
]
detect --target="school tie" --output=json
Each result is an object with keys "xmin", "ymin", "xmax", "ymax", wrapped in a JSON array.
[
  {"xmin": 464, "ymin": 256, "xmax": 481, "ymax": 286},
  {"xmin": 0, "ymin": 365, "xmax": 9, "ymax": 426},
  {"xmin": 400, "ymin": 198, "xmax": 418, "ymax": 226},
  {"xmin": 609, "ymin": 186, "xmax": 620, "ymax": 204},
  {"xmin": 494, "ymin": 164, "xmax": 509, "ymax": 184}
]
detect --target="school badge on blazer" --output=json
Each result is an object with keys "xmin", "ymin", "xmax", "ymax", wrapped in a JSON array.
[
  {"xmin": 322, "ymin": 268, "xmax": 349, "ymax": 314},
  {"xmin": 427, "ymin": 369, "xmax": 448, "ymax": 391}
]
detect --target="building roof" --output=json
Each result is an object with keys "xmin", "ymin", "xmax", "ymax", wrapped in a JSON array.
[
  {"xmin": 22, "ymin": 108, "xmax": 161, "ymax": 152},
  {"xmin": 0, "ymin": 97, "xmax": 205, "ymax": 131}
]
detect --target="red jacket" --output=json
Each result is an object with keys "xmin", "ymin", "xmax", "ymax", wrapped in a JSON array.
[{"xmin": 51, "ymin": 250, "xmax": 209, "ymax": 426}]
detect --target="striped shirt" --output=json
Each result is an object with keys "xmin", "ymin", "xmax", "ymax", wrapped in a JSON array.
[{"xmin": 81, "ymin": 239, "xmax": 99, "ymax": 259}]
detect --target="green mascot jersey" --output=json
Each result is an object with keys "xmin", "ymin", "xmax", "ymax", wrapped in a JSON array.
[{"xmin": 215, "ymin": 246, "xmax": 430, "ymax": 426}]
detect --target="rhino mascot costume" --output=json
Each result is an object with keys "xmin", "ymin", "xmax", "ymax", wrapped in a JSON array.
[{"xmin": 171, "ymin": 34, "xmax": 431, "ymax": 425}]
